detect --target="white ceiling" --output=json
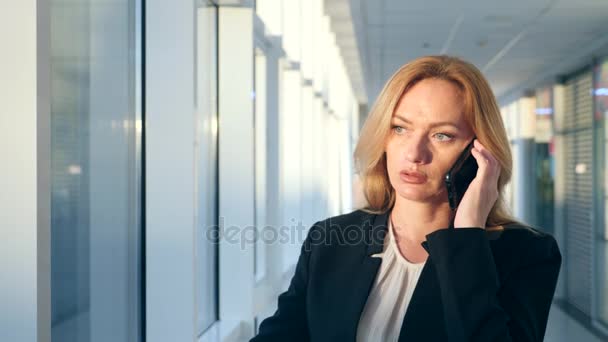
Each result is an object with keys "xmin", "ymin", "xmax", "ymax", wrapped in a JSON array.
[{"xmin": 325, "ymin": 0, "xmax": 608, "ymax": 105}]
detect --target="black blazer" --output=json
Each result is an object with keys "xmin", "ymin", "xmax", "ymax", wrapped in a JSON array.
[{"xmin": 251, "ymin": 210, "xmax": 562, "ymax": 342}]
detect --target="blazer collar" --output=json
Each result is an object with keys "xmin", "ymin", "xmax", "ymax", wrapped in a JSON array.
[
  {"xmin": 346, "ymin": 211, "xmax": 446, "ymax": 341},
  {"xmin": 365, "ymin": 211, "xmax": 389, "ymax": 257},
  {"xmin": 343, "ymin": 212, "xmax": 388, "ymax": 340},
  {"xmin": 398, "ymin": 255, "xmax": 446, "ymax": 341}
]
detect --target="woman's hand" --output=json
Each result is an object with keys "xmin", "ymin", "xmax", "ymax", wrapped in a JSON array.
[{"xmin": 453, "ymin": 139, "xmax": 500, "ymax": 229}]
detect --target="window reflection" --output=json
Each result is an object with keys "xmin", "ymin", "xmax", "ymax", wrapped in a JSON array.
[
  {"xmin": 534, "ymin": 87, "xmax": 554, "ymax": 236},
  {"xmin": 50, "ymin": 0, "xmax": 142, "ymax": 341},
  {"xmin": 594, "ymin": 59, "xmax": 608, "ymax": 327}
]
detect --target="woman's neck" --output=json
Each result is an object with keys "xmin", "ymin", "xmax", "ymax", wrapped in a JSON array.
[{"xmin": 390, "ymin": 197, "xmax": 454, "ymax": 245}]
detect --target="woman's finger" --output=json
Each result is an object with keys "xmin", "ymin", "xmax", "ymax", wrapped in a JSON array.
[
  {"xmin": 470, "ymin": 146, "xmax": 500, "ymax": 189},
  {"xmin": 470, "ymin": 146, "xmax": 490, "ymax": 175},
  {"xmin": 473, "ymin": 140, "xmax": 498, "ymax": 164},
  {"xmin": 472, "ymin": 140, "xmax": 500, "ymax": 177}
]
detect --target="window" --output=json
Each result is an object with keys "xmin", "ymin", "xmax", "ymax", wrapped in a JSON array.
[
  {"xmin": 594, "ymin": 58, "xmax": 608, "ymax": 327},
  {"xmin": 196, "ymin": 0, "xmax": 219, "ymax": 335},
  {"xmin": 534, "ymin": 87, "xmax": 554, "ymax": 234},
  {"xmin": 50, "ymin": 0, "xmax": 143, "ymax": 341}
]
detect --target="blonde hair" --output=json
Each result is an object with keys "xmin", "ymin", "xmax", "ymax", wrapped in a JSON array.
[{"xmin": 354, "ymin": 55, "xmax": 515, "ymax": 228}]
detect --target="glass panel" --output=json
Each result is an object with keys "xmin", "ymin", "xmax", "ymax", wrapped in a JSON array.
[
  {"xmin": 534, "ymin": 87, "xmax": 554, "ymax": 234},
  {"xmin": 195, "ymin": 0, "xmax": 219, "ymax": 335},
  {"xmin": 50, "ymin": 0, "xmax": 142, "ymax": 341},
  {"xmin": 595, "ymin": 58, "xmax": 608, "ymax": 327},
  {"xmin": 535, "ymin": 87, "xmax": 553, "ymax": 142}
]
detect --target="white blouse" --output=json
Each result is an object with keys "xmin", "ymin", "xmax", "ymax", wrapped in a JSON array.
[{"xmin": 356, "ymin": 218, "xmax": 427, "ymax": 342}]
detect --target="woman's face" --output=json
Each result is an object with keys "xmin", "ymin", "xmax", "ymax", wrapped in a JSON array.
[{"xmin": 385, "ymin": 78, "xmax": 475, "ymax": 204}]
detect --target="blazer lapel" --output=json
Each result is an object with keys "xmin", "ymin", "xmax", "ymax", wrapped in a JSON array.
[
  {"xmin": 397, "ymin": 252, "xmax": 447, "ymax": 341},
  {"xmin": 342, "ymin": 212, "xmax": 389, "ymax": 340}
]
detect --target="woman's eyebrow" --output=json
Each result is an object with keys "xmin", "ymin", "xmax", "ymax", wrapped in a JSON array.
[{"xmin": 392, "ymin": 115, "xmax": 459, "ymax": 129}]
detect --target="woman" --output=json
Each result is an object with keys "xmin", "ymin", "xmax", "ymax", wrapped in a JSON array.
[{"xmin": 250, "ymin": 55, "xmax": 561, "ymax": 341}]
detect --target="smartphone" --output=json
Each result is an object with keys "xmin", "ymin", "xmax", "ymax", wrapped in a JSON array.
[{"xmin": 444, "ymin": 139, "xmax": 478, "ymax": 211}]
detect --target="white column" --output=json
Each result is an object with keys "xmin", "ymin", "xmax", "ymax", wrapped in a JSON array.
[
  {"xmin": 312, "ymin": 94, "xmax": 326, "ymax": 221},
  {"xmin": 340, "ymin": 113, "xmax": 354, "ymax": 213},
  {"xmin": 252, "ymin": 36, "xmax": 286, "ymax": 323},
  {"xmin": 263, "ymin": 39, "xmax": 284, "ymax": 285},
  {"xmin": 255, "ymin": 0, "xmax": 283, "ymax": 36},
  {"xmin": 301, "ymin": 85, "xmax": 315, "ymax": 229},
  {"xmin": 552, "ymin": 84, "xmax": 566, "ymax": 300},
  {"xmin": 300, "ymin": 0, "xmax": 314, "ymax": 80},
  {"xmin": 0, "ymin": 0, "xmax": 51, "ymax": 342},
  {"xmin": 327, "ymin": 114, "xmax": 340, "ymax": 216},
  {"xmin": 218, "ymin": 6, "xmax": 256, "ymax": 336},
  {"xmin": 146, "ymin": 0, "xmax": 196, "ymax": 340},
  {"xmin": 255, "ymin": 51, "xmax": 268, "ymax": 283},
  {"xmin": 280, "ymin": 66, "xmax": 303, "ymax": 272},
  {"xmin": 512, "ymin": 96, "xmax": 537, "ymax": 224},
  {"xmin": 282, "ymin": 0, "xmax": 301, "ymax": 62},
  {"xmin": 0, "ymin": 1, "xmax": 51, "ymax": 341}
]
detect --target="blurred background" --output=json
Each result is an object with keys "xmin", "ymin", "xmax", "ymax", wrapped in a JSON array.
[{"xmin": 2, "ymin": 0, "xmax": 608, "ymax": 341}]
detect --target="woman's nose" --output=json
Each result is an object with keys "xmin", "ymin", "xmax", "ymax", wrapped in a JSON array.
[{"xmin": 404, "ymin": 135, "xmax": 430, "ymax": 164}]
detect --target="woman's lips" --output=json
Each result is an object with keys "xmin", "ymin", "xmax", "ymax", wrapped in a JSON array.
[{"xmin": 399, "ymin": 170, "xmax": 427, "ymax": 184}]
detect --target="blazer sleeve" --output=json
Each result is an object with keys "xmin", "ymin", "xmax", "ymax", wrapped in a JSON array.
[
  {"xmin": 422, "ymin": 227, "xmax": 562, "ymax": 342},
  {"xmin": 249, "ymin": 222, "xmax": 320, "ymax": 342}
]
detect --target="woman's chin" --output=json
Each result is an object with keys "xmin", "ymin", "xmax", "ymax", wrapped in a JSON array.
[
  {"xmin": 396, "ymin": 188, "xmax": 431, "ymax": 202},
  {"xmin": 395, "ymin": 185, "xmax": 443, "ymax": 203}
]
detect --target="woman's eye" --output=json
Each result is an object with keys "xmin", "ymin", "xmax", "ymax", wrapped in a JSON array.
[
  {"xmin": 392, "ymin": 125, "xmax": 405, "ymax": 134},
  {"xmin": 434, "ymin": 133, "xmax": 453, "ymax": 141}
]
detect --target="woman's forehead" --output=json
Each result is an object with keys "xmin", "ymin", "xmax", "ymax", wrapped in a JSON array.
[
  {"xmin": 392, "ymin": 100, "xmax": 466, "ymax": 126},
  {"xmin": 390, "ymin": 82, "xmax": 471, "ymax": 132},
  {"xmin": 393, "ymin": 79, "xmax": 465, "ymax": 121}
]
